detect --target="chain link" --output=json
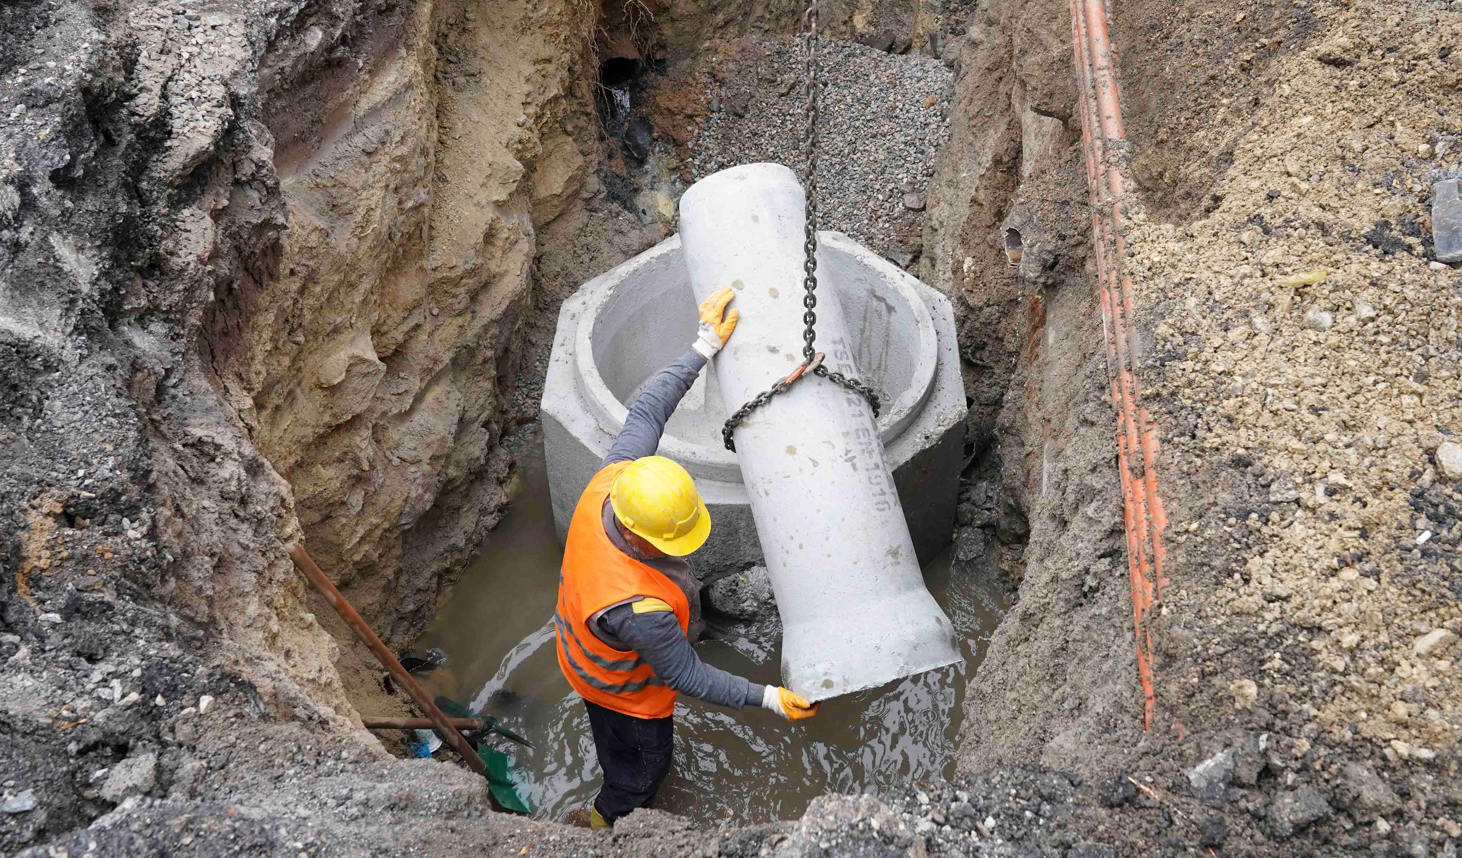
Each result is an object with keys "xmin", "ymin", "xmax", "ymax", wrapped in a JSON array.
[
  {"xmin": 719, "ymin": 0, "xmax": 881, "ymax": 452},
  {"xmin": 721, "ymin": 377, "xmax": 795, "ymax": 452},
  {"xmin": 800, "ymin": 0, "xmax": 821, "ymax": 364}
]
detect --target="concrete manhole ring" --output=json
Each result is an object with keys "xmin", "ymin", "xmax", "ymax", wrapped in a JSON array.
[{"xmin": 545, "ymin": 229, "xmax": 965, "ymax": 575}]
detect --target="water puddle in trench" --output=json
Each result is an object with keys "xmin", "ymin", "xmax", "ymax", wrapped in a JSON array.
[{"xmin": 414, "ymin": 436, "xmax": 1009, "ymax": 826}]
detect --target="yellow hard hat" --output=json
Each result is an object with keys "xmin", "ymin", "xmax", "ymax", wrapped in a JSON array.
[{"xmin": 608, "ymin": 456, "xmax": 711, "ymax": 556}]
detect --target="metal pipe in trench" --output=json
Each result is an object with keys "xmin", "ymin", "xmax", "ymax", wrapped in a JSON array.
[
  {"xmin": 363, "ymin": 717, "xmax": 482, "ymax": 730},
  {"xmin": 287, "ymin": 543, "xmax": 487, "ymax": 774},
  {"xmin": 678, "ymin": 163, "xmax": 959, "ymax": 701}
]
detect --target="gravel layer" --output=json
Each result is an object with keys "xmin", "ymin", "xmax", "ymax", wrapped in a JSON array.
[
  {"xmin": 689, "ymin": 36, "xmax": 952, "ymax": 264},
  {"xmin": 1125, "ymin": 3, "xmax": 1462, "ymax": 774}
]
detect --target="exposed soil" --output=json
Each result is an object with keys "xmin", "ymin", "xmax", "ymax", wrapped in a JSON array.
[
  {"xmin": 926, "ymin": 0, "xmax": 1462, "ymax": 854},
  {"xmin": 3, "ymin": 0, "xmax": 1460, "ymax": 854},
  {"xmin": 1121, "ymin": 1, "xmax": 1462, "ymax": 852}
]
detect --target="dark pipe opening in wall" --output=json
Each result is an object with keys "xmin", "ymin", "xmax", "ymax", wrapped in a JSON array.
[
  {"xmin": 598, "ymin": 57, "xmax": 640, "ymax": 88},
  {"xmin": 596, "ymin": 57, "xmax": 653, "ymax": 162},
  {"xmin": 1003, "ymin": 228, "xmax": 1023, "ymax": 266},
  {"xmin": 595, "ymin": 58, "xmax": 638, "ymax": 139}
]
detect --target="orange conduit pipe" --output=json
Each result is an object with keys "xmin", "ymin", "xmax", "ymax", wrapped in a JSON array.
[{"xmin": 1067, "ymin": 0, "xmax": 1169, "ymax": 730}]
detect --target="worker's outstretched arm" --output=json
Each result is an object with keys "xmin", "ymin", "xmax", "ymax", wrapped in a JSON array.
[
  {"xmin": 598, "ymin": 604, "xmax": 816, "ymax": 719},
  {"xmin": 598, "ymin": 603, "xmax": 761, "ymax": 707},
  {"xmin": 602, "ymin": 351, "xmax": 704, "ymax": 467},
  {"xmin": 602, "ymin": 287, "xmax": 739, "ymax": 467}
]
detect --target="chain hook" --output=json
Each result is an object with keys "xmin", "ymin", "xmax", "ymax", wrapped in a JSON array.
[{"xmin": 780, "ymin": 352, "xmax": 824, "ymax": 386}]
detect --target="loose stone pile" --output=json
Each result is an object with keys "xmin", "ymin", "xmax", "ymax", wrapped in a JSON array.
[{"xmin": 689, "ymin": 37, "xmax": 952, "ymax": 264}]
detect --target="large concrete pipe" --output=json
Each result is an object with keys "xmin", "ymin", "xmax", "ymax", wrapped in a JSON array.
[
  {"xmin": 678, "ymin": 163, "xmax": 960, "ymax": 701},
  {"xmin": 540, "ymin": 232, "xmax": 967, "ymax": 578}
]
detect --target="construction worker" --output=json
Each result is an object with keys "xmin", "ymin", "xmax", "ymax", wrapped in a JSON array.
[{"xmin": 555, "ymin": 286, "xmax": 819, "ymax": 829}]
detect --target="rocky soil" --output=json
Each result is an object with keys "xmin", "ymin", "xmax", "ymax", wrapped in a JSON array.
[
  {"xmin": 917, "ymin": 0, "xmax": 1462, "ymax": 854},
  {"xmin": 1120, "ymin": 0, "xmax": 1462, "ymax": 852}
]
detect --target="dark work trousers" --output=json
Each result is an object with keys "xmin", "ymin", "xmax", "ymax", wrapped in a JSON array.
[{"xmin": 583, "ymin": 700, "xmax": 675, "ymax": 824}]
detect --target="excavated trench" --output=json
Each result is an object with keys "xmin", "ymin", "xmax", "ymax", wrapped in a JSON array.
[
  {"xmin": 360, "ymin": 0, "xmax": 1119, "ymax": 825},
  {"xmin": 413, "ymin": 438, "xmax": 1009, "ymax": 824},
  {"xmin": 0, "ymin": 0, "xmax": 1128, "ymax": 841},
  {"xmin": 278, "ymin": 2, "xmax": 1048, "ymax": 826},
  {"xmin": 10, "ymin": 0, "xmax": 1462, "ymax": 852},
  {"xmin": 0, "ymin": 0, "xmax": 1184, "ymax": 847},
  {"xmin": 257, "ymin": 0, "xmax": 1121, "ymax": 828}
]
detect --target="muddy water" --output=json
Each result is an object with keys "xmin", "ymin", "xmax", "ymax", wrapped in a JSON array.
[{"xmin": 416, "ymin": 438, "xmax": 1008, "ymax": 825}]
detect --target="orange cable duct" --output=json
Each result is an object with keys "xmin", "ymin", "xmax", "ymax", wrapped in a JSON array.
[{"xmin": 1067, "ymin": 0, "xmax": 1169, "ymax": 730}]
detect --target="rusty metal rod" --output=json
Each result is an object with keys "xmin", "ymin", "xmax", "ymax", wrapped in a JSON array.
[
  {"xmin": 287, "ymin": 543, "xmax": 486, "ymax": 774},
  {"xmin": 363, "ymin": 717, "xmax": 482, "ymax": 730}
]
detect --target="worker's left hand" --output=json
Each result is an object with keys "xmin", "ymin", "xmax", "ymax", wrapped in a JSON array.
[
  {"xmin": 691, "ymin": 287, "xmax": 740, "ymax": 359},
  {"xmin": 762, "ymin": 685, "xmax": 819, "ymax": 721}
]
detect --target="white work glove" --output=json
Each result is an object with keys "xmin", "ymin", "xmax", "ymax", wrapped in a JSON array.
[
  {"xmin": 691, "ymin": 287, "xmax": 740, "ymax": 360},
  {"xmin": 761, "ymin": 685, "xmax": 819, "ymax": 721}
]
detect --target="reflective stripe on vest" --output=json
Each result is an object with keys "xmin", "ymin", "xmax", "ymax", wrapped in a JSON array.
[
  {"xmin": 554, "ymin": 611, "xmax": 652, "ymax": 675},
  {"xmin": 555, "ymin": 463, "xmax": 691, "ymax": 719},
  {"xmin": 555, "ymin": 613, "xmax": 665, "ymax": 694}
]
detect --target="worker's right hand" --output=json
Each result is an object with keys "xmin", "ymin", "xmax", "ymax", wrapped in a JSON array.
[
  {"xmin": 691, "ymin": 287, "xmax": 740, "ymax": 360},
  {"xmin": 761, "ymin": 685, "xmax": 819, "ymax": 721}
]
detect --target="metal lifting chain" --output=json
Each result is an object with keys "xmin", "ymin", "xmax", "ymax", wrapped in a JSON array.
[{"xmin": 720, "ymin": 0, "xmax": 881, "ymax": 452}]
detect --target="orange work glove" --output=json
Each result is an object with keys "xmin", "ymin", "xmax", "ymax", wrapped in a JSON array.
[
  {"xmin": 761, "ymin": 685, "xmax": 819, "ymax": 721},
  {"xmin": 691, "ymin": 287, "xmax": 741, "ymax": 359}
]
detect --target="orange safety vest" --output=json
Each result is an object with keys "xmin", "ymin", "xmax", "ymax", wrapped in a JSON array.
[{"xmin": 555, "ymin": 463, "xmax": 691, "ymax": 719}]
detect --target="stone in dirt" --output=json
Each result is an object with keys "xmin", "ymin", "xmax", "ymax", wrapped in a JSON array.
[
  {"xmin": 99, "ymin": 753, "xmax": 157, "ymax": 804},
  {"xmin": 623, "ymin": 118, "xmax": 653, "ymax": 163},
  {"xmin": 1268, "ymin": 476, "xmax": 1301, "ymax": 503},
  {"xmin": 1333, "ymin": 762, "xmax": 1400, "ymax": 823},
  {"xmin": 1097, "ymin": 773, "xmax": 1136, "ymax": 807},
  {"xmin": 2, "ymin": 791, "xmax": 37, "ymax": 814},
  {"xmin": 1433, "ymin": 179, "xmax": 1462, "ymax": 263},
  {"xmin": 1413, "ymin": 628, "xmax": 1457, "ymax": 657},
  {"xmin": 1228, "ymin": 678, "xmax": 1259, "ymax": 710},
  {"xmin": 856, "ymin": 31, "xmax": 896, "ymax": 53},
  {"xmin": 954, "ymin": 526, "xmax": 987, "ymax": 562},
  {"xmin": 1400, "ymin": 825, "xmax": 1431, "ymax": 856},
  {"xmin": 1199, "ymin": 816, "xmax": 1227, "ymax": 848},
  {"xmin": 1185, "ymin": 748, "xmax": 1236, "ymax": 804},
  {"xmin": 1232, "ymin": 734, "xmax": 1269, "ymax": 786},
  {"xmin": 1436, "ymin": 441, "xmax": 1462, "ymax": 481},
  {"xmin": 1302, "ymin": 305, "xmax": 1333, "ymax": 331},
  {"xmin": 903, "ymin": 193, "xmax": 927, "ymax": 212},
  {"xmin": 967, "ymin": 479, "xmax": 1000, "ymax": 510},
  {"xmin": 704, "ymin": 566, "xmax": 777, "ymax": 621},
  {"xmin": 1269, "ymin": 786, "xmax": 1331, "ymax": 839}
]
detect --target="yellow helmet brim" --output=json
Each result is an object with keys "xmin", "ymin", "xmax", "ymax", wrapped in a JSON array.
[{"xmin": 639, "ymin": 496, "xmax": 711, "ymax": 557}]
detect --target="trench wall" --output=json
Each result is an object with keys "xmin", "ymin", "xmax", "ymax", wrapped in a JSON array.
[
  {"xmin": 202, "ymin": 0, "xmax": 605, "ymax": 649},
  {"xmin": 919, "ymin": 0, "xmax": 1151, "ymax": 778}
]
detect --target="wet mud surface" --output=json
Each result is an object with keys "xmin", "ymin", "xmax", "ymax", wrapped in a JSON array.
[{"xmin": 415, "ymin": 435, "xmax": 1009, "ymax": 825}]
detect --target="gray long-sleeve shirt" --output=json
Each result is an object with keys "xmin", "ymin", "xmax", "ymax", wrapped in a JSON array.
[{"xmin": 594, "ymin": 350, "xmax": 764, "ymax": 710}]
